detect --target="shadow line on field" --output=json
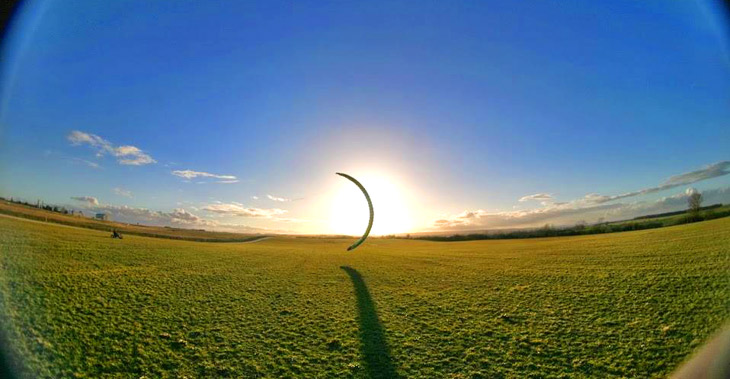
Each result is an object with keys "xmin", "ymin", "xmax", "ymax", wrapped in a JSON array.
[{"xmin": 340, "ymin": 266, "xmax": 400, "ymax": 378}]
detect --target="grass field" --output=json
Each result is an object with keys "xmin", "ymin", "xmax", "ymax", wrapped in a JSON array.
[{"xmin": 0, "ymin": 215, "xmax": 728, "ymax": 378}]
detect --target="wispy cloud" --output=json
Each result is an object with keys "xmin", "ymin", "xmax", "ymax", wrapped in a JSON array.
[
  {"xmin": 517, "ymin": 161, "xmax": 730, "ymax": 208},
  {"xmin": 267, "ymin": 194, "xmax": 291, "ymax": 202},
  {"xmin": 171, "ymin": 170, "xmax": 237, "ymax": 184},
  {"xmin": 112, "ymin": 187, "xmax": 133, "ymax": 198},
  {"xmin": 251, "ymin": 196, "xmax": 259, "ymax": 200},
  {"xmin": 433, "ymin": 161, "xmax": 730, "ymax": 230},
  {"xmin": 433, "ymin": 186, "xmax": 730, "ymax": 230},
  {"xmin": 71, "ymin": 157, "xmax": 101, "ymax": 169},
  {"xmin": 67, "ymin": 130, "xmax": 156, "ymax": 166},
  {"xmin": 69, "ymin": 199, "xmax": 266, "ymax": 232},
  {"xmin": 105, "ymin": 205, "xmax": 219, "ymax": 228},
  {"xmin": 70, "ymin": 196, "xmax": 99, "ymax": 206},
  {"xmin": 663, "ymin": 161, "xmax": 730, "ymax": 186},
  {"xmin": 202, "ymin": 202, "xmax": 287, "ymax": 218},
  {"xmin": 519, "ymin": 193, "xmax": 553, "ymax": 202},
  {"xmin": 577, "ymin": 161, "xmax": 730, "ymax": 205}
]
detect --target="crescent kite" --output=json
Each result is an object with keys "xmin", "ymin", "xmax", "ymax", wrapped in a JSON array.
[{"xmin": 336, "ymin": 172, "xmax": 374, "ymax": 251}]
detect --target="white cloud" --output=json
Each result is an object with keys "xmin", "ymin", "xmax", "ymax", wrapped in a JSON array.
[
  {"xmin": 167, "ymin": 208, "xmax": 205, "ymax": 224},
  {"xmin": 101, "ymin": 205, "xmax": 214, "ymax": 228},
  {"xmin": 432, "ymin": 186, "xmax": 730, "ymax": 230},
  {"xmin": 67, "ymin": 130, "xmax": 156, "ymax": 166},
  {"xmin": 69, "ymin": 200, "xmax": 265, "ymax": 232},
  {"xmin": 171, "ymin": 170, "xmax": 237, "ymax": 182},
  {"xmin": 432, "ymin": 161, "xmax": 730, "ymax": 230},
  {"xmin": 114, "ymin": 146, "xmax": 155, "ymax": 165},
  {"xmin": 663, "ymin": 162, "xmax": 730, "ymax": 187},
  {"xmin": 202, "ymin": 202, "xmax": 287, "ymax": 218},
  {"xmin": 70, "ymin": 196, "xmax": 99, "ymax": 206},
  {"xmin": 578, "ymin": 161, "xmax": 730, "ymax": 205},
  {"xmin": 71, "ymin": 196, "xmax": 205, "ymax": 225},
  {"xmin": 67, "ymin": 131, "xmax": 107, "ymax": 150},
  {"xmin": 515, "ymin": 161, "xmax": 730, "ymax": 208},
  {"xmin": 685, "ymin": 187, "xmax": 699, "ymax": 196},
  {"xmin": 267, "ymin": 194, "xmax": 290, "ymax": 202},
  {"xmin": 71, "ymin": 157, "xmax": 101, "ymax": 169},
  {"xmin": 251, "ymin": 196, "xmax": 259, "ymax": 200},
  {"xmin": 519, "ymin": 193, "xmax": 553, "ymax": 202},
  {"xmin": 112, "ymin": 187, "xmax": 133, "ymax": 198}
]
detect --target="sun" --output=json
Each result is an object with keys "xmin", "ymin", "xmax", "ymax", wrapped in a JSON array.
[{"xmin": 329, "ymin": 173, "xmax": 413, "ymax": 236}]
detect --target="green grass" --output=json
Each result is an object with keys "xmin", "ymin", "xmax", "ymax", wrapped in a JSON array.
[{"xmin": 1, "ymin": 215, "xmax": 728, "ymax": 378}]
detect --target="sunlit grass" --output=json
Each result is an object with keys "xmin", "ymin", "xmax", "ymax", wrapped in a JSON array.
[{"xmin": 0, "ymin": 216, "xmax": 728, "ymax": 377}]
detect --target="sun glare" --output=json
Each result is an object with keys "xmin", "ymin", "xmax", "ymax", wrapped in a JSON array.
[{"xmin": 329, "ymin": 173, "xmax": 413, "ymax": 236}]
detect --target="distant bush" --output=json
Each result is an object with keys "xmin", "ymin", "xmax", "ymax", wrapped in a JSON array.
[
  {"xmin": 632, "ymin": 204, "xmax": 722, "ymax": 220},
  {"xmin": 677, "ymin": 213, "xmax": 704, "ymax": 225},
  {"xmin": 703, "ymin": 209, "xmax": 730, "ymax": 221},
  {"xmin": 675, "ymin": 208, "xmax": 730, "ymax": 225}
]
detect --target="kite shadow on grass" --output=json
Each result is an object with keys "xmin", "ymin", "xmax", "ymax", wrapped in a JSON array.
[{"xmin": 340, "ymin": 266, "xmax": 400, "ymax": 378}]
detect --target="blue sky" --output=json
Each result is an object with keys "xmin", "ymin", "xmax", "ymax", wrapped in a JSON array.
[{"xmin": 1, "ymin": 0, "xmax": 728, "ymax": 234}]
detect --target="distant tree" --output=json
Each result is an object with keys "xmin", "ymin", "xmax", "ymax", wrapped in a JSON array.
[
  {"xmin": 688, "ymin": 191, "xmax": 703, "ymax": 214},
  {"xmin": 541, "ymin": 223, "xmax": 555, "ymax": 237}
]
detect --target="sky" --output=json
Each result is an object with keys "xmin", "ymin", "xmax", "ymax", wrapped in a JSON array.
[{"xmin": 0, "ymin": 0, "xmax": 729, "ymax": 235}]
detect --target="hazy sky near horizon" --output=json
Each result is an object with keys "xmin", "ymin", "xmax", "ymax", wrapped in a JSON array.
[{"xmin": 1, "ymin": 0, "xmax": 729, "ymax": 234}]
